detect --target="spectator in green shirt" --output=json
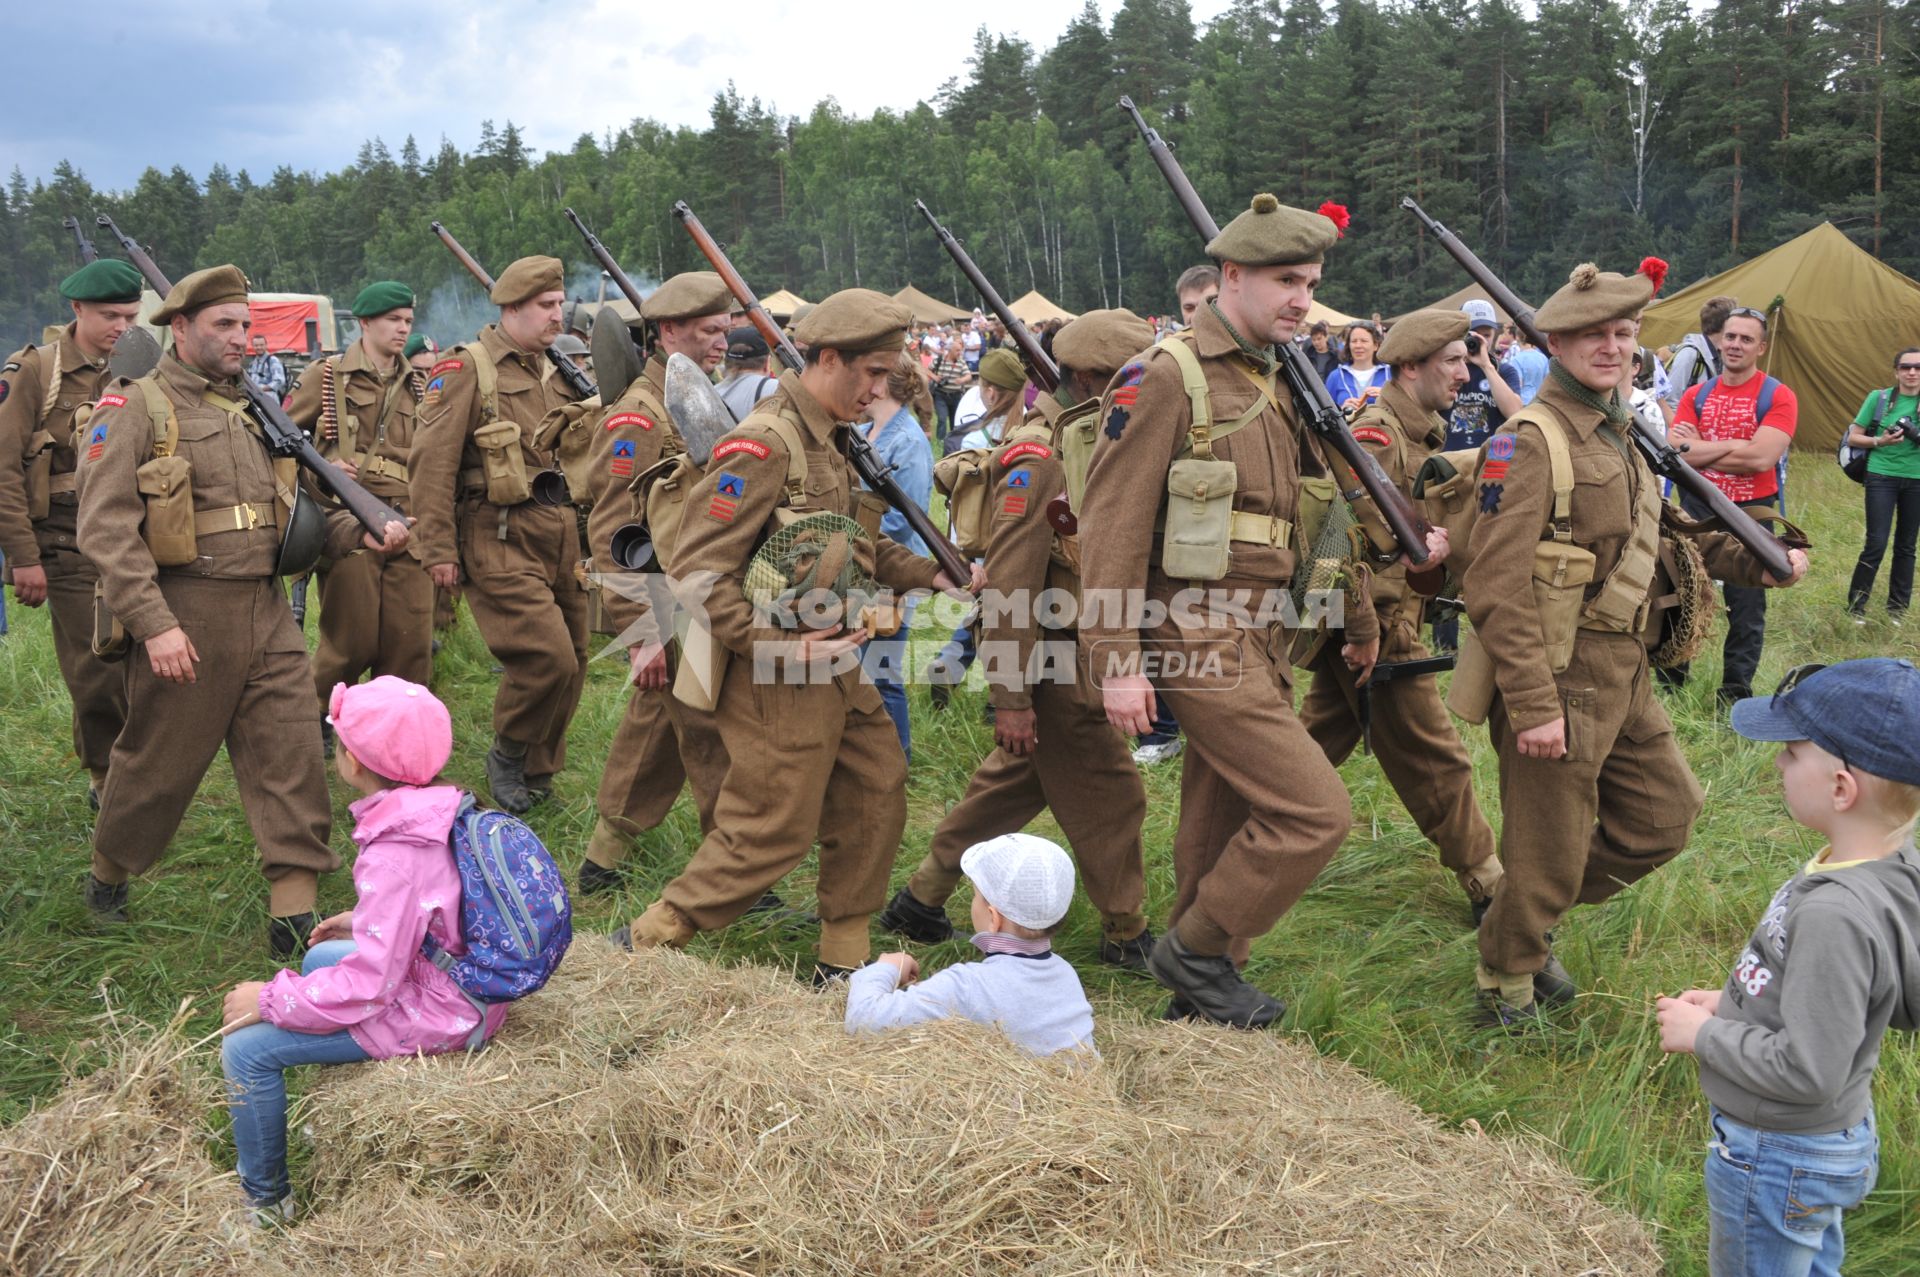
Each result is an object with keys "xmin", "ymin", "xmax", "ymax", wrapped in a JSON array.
[{"xmin": 1846, "ymin": 347, "xmax": 1920, "ymax": 624}]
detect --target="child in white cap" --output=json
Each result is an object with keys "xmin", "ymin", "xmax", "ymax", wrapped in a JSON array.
[{"xmin": 846, "ymin": 833, "xmax": 1094, "ymax": 1056}]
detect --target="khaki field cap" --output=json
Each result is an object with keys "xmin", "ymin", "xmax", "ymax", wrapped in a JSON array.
[
  {"xmin": 489, "ymin": 255, "xmax": 565, "ymax": 307},
  {"xmin": 149, "ymin": 264, "xmax": 250, "ymax": 324},
  {"xmin": 642, "ymin": 271, "xmax": 735, "ymax": 322},
  {"xmin": 1205, "ymin": 193, "xmax": 1343, "ymax": 267},
  {"xmin": 1533, "ymin": 262, "xmax": 1656, "ymax": 334},
  {"xmin": 793, "ymin": 289, "xmax": 911, "ymax": 354},
  {"xmin": 59, "ymin": 259, "xmax": 144, "ymax": 303},
  {"xmin": 1378, "ymin": 308, "xmax": 1470, "ymax": 365},
  {"xmin": 977, "ymin": 348, "xmax": 1027, "ymax": 391},
  {"xmin": 1052, "ymin": 308, "xmax": 1154, "ymax": 377}
]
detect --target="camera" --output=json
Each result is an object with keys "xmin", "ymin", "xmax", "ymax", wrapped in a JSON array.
[
  {"xmin": 1465, "ymin": 334, "xmax": 1482, "ymax": 358},
  {"xmin": 1893, "ymin": 415, "xmax": 1920, "ymax": 444}
]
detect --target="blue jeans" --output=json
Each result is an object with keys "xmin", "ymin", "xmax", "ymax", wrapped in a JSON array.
[
  {"xmin": 1137, "ymin": 700, "xmax": 1180, "ymax": 748},
  {"xmin": 863, "ymin": 614, "xmax": 913, "ymax": 765},
  {"xmin": 222, "ymin": 940, "xmax": 371, "ymax": 1206},
  {"xmin": 1705, "ymin": 1106, "xmax": 1879, "ymax": 1277}
]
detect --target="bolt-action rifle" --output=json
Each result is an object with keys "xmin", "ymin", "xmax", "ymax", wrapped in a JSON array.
[{"xmin": 429, "ymin": 221, "xmax": 598, "ymax": 402}]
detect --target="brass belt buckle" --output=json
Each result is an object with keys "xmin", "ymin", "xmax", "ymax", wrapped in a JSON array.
[{"xmin": 243, "ymin": 503, "xmax": 263, "ymax": 531}]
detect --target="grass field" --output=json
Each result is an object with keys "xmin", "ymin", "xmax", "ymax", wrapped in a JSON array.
[{"xmin": 1, "ymin": 461, "xmax": 1914, "ymax": 1273}]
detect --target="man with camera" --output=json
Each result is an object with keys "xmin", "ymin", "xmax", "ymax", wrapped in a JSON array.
[
  {"xmin": 1845, "ymin": 348, "xmax": 1920, "ymax": 624},
  {"xmin": 1664, "ymin": 305, "xmax": 1797, "ymax": 706},
  {"xmin": 1442, "ymin": 299, "xmax": 1522, "ymax": 451}
]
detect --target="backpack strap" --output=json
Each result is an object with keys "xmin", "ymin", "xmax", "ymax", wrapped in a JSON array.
[
  {"xmin": 760, "ymin": 411, "xmax": 811, "ymax": 508},
  {"xmin": 1755, "ymin": 375, "xmax": 1779, "ymax": 425},
  {"xmin": 1690, "ymin": 375, "xmax": 1716, "ymax": 419},
  {"xmin": 1512, "ymin": 407, "xmax": 1578, "ymax": 544},
  {"xmin": 1158, "ymin": 336, "xmax": 1269, "ymax": 461},
  {"xmin": 40, "ymin": 342, "xmax": 63, "ymax": 421},
  {"xmin": 1873, "ymin": 388, "xmax": 1892, "ymax": 430},
  {"xmin": 462, "ymin": 344, "xmax": 501, "ymax": 426},
  {"xmin": 131, "ymin": 377, "xmax": 179, "ymax": 459}
]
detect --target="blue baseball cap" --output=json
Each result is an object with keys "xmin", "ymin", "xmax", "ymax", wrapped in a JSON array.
[{"xmin": 1730, "ymin": 658, "xmax": 1920, "ymax": 785}]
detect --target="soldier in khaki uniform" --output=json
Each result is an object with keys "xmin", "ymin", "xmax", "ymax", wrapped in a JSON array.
[
  {"xmin": 879, "ymin": 309, "xmax": 1154, "ymax": 966},
  {"xmin": 1299, "ymin": 309, "xmax": 1503, "ymax": 922},
  {"xmin": 1462, "ymin": 262, "xmax": 1808, "ymax": 1027},
  {"xmin": 1079, "ymin": 195, "xmax": 1443, "ymax": 1028},
  {"xmin": 618, "ymin": 290, "xmax": 983, "ymax": 977},
  {"xmin": 409, "ymin": 256, "xmax": 588, "ymax": 813},
  {"xmin": 578, "ymin": 272, "xmax": 734, "ymax": 894},
  {"xmin": 285, "ymin": 282, "xmax": 431, "ymax": 728},
  {"xmin": 77, "ymin": 266, "xmax": 409, "ymax": 954},
  {"xmin": 0, "ymin": 260, "xmax": 144, "ymax": 803}
]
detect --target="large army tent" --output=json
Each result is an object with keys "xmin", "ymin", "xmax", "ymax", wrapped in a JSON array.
[
  {"xmin": 892, "ymin": 285, "xmax": 972, "ymax": 325},
  {"xmin": 1390, "ymin": 283, "xmax": 1514, "ymax": 326},
  {"xmin": 758, "ymin": 289, "xmax": 809, "ymax": 320},
  {"xmin": 1305, "ymin": 299, "xmax": 1359, "ymax": 328},
  {"xmin": 1007, "ymin": 290, "xmax": 1077, "ymax": 325},
  {"xmin": 1639, "ymin": 223, "xmax": 1920, "ymax": 453}
]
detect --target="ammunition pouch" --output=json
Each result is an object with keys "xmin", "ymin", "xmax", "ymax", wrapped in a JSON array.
[
  {"xmin": 1162, "ymin": 458, "xmax": 1238, "ymax": 581},
  {"xmin": 532, "ymin": 397, "xmax": 599, "ymax": 509},
  {"xmin": 23, "ymin": 430, "xmax": 55, "ymax": 522},
  {"xmin": 473, "ymin": 418, "xmax": 532, "ymax": 506},
  {"xmin": 136, "ymin": 454, "xmax": 197, "ymax": 567},
  {"xmin": 1533, "ymin": 539, "xmax": 1598, "ymax": 672}
]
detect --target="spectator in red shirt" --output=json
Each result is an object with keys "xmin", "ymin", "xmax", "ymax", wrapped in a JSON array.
[{"xmin": 1665, "ymin": 306, "xmax": 1797, "ymax": 706}]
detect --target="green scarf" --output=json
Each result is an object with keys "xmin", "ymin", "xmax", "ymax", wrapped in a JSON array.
[
  {"xmin": 1208, "ymin": 300, "xmax": 1277, "ymax": 377},
  {"xmin": 1548, "ymin": 359, "xmax": 1631, "ymax": 428}
]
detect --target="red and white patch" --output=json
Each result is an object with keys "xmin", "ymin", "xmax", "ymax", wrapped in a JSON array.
[
  {"xmin": 604, "ymin": 411, "xmax": 655, "ymax": 432},
  {"xmin": 1000, "ymin": 441, "xmax": 1052, "ymax": 464},
  {"xmin": 707, "ymin": 495, "xmax": 738, "ymax": 523},
  {"xmin": 1480, "ymin": 459, "xmax": 1510, "ymax": 482},
  {"xmin": 1352, "ymin": 426, "xmax": 1392, "ymax": 447},
  {"xmin": 96, "ymin": 393, "xmax": 128, "ymax": 410},
  {"xmin": 428, "ymin": 358, "xmax": 464, "ymax": 377},
  {"xmin": 1002, "ymin": 493, "xmax": 1028, "ymax": 517},
  {"xmin": 712, "ymin": 438, "xmax": 771, "ymax": 461}
]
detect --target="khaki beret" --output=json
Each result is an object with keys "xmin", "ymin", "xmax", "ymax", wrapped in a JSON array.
[
  {"xmin": 1533, "ymin": 262, "xmax": 1655, "ymax": 334},
  {"xmin": 489, "ymin": 255, "xmax": 565, "ymax": 307},
  {"xmin": 1206, "ymin": 193, "xmax": 1341, "ymax": 268},
  {"xmin": 1052, "ymin": 307, "xmax": 1154, "ymax": 378},
  {"xmin": 60, "ymin": 259, "xmax": 143, "ymax": 303},
  {"xmin": 978, "ymin": 348, "xmax": 1028, "ymax": 390},
  {"xmin": 1378, "ymin": 308, "xmax": 1470, "ymax": 366},
  {"xmin": 793, "ymin": 288, "xmax": 910, "ymax": 353},
  {"xmin": 641, "ymin": 271, "xmax": 734, "ymax": 322},
  {"xmin": 148, "ymin": 264, "xmax": 250, "ymax": 325},
  {"xmin": 351, "ymin": 280, "xmax": 415, "ymax": 318}
]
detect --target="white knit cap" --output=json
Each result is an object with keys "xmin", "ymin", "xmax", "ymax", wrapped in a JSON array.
[{"xmin": 960, "ymin": 833, "xmax": 1076, "ymax": 930}]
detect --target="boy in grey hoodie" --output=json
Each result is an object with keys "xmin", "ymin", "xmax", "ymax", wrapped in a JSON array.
[{"xmin": 1657, "ymin": 658, "xmax": 1920, "ymax": 1277}]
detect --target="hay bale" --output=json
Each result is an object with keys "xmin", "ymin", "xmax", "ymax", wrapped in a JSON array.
[{"xmin": 4, "ymin": 947, "xmax": 1662, "ymax": 1275}]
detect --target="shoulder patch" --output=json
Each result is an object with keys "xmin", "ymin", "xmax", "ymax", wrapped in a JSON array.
[
  {"xmin": 1352, "ymin": 426, "xmax": 1393, "ymax": 447},
  {"xmin": 96, "ymin": 393, "xmax": 128, "ymax": 410},
  {"xmin": 1005, "ymin": 468, "xmax": 1031, "ymax": 488},
  {"xmin": 712, "ymin": 438, "xmax": 771, "ymax": 462},
  {"xmin": 609, "ymin": 438, "xmax": 636, "ymax": 477},
  {"xmin": 1486, "ymin": 434, "xmax": 1516, "ymax": 461},
  {"xmin": 707, "ymin": 473, "xmax": 743, "ymax": 522},
  {"xmin": 715, "ymin": 472, "xmax": 746, "ymax": 499},
  {"xmin": 1478, "ymin": 483, "xmax": 1504, "ymax": 514},
  {"xmin": 86, "ymin": 420, "xmax": 109, "ymax": 459},
  {"xmin": 1111, "ymin": 361, "xmax": 1146, "ymax": 410},
  {"xmin": 1002, "ymin": 492, "xmax": 1029, "ymax": 517},
  {"xmin": 428, "ymin": 358, "xmax": 465, "ymax": 377},
  {"xmin": 604, "ymin": 411, "xmax": 654, "ymax": 432},
  {"xmin": 1001, "ymin": 440, "xmax": 1051, "ymax": 464}
]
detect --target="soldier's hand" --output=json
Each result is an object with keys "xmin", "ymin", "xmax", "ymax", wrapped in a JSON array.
[
  {"xmin": 8, "ymin": 564, "xmax": 48, "ymax": 607},
  {"xmin": 629, "ymin": 641, "xmax": 668, "ymax": 691},
  {"xmin": 1342, "ymin": 636, "xmax": 1381, "ymax": 686},
  {"xmin": 361, "ymin": 519, "xmax": 410, "ymax": 556},
  {"xmin": 1414, "ymin": 526, "xmax": 1451, "ymax": 566},
  {"xmin": 1762, "ymin": 547, "xmax": 1809, "ymax": 589},
  {"xmin": 146, "ymin": 626, "xmax": 200, "ymax": 685},
  {"xmin": 1102, "ymin": 674, "xmax": 1158, "ymax": 738},
  {"xmin": 429, "ymin": 562, "xmax": 461, "ymax": 590},
  {"xmin": 1516, "ymin": 717, "xmax": 1567, "ymax": 760},
  {"xmin": 337, "ymin": 459, "xmax": 359, "ymax": 481},
  {"xmin": 933, "ymin": 563, "xmax": 989, "ymax": 597},
  {"xmin": 220, "ymin": 980, "xmax": 269, "ymax": 1034},
  {"xmin": 995, "ymin": 706, "xmax": 1038, "ymax": 757},
  {"xmin": 796, "ymin": 625, "xmax": 868, "ymax": 667}
]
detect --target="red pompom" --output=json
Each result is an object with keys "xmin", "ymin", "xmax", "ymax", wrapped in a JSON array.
[
  {"xmin": 1317, "ymin": 201, "xmax": 1351, "ymax": 238},
  {"xmin": 1638, "ymin": 255, "xmax": 1669, "ymax": 293}
]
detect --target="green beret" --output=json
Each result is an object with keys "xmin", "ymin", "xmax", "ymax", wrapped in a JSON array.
[
  {"xmin": 1533, "ymin": 262, "xmax": 1655, "ymax": 334},
  {"xmin": 351, "ymin": 280, "xmax": 415, "ymax": 318},
  {"xmin": 59, "ymin": 259, "xmax": 143, "ymax": 304},
  {"xmin": 793, "ymin": 288, "xmax": 911, "ymax": 354},
  {"xmin": 1205, "ymin": 193, "xmax": 1339, "ymax": 268},
  {"xmin": 148, "ymin": 264, "xmax": 250, "ymax": 325},
  {"xmin": 1378, "ymin": 308, "xmax": 1470, "ymax": 366},
  {"xmin": 489, "ymin": 256, "xmax": 565, "ymax": 307},
  {"xmin": 1052, "ymin": 308, "xmax": 1154, "ymax": 378},
  {"xmin": 978, "ymin": 348, "xmax": 1028, "ymax": 391},
  {"xmin": 642, "ymin": 271, "xmax": 734, "ymax": 322},
  {"xmin": 403, "ymin": 333, "xmax": 437, "ymax": 360}
]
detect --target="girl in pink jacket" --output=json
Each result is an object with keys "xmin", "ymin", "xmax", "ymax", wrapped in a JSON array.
[{"xmin": 219, "ymin": 678, "xmax": 506, "ymax": 1224}]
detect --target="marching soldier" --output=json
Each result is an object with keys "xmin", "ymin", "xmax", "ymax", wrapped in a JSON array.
[
  {"xmin": 617, "ymin": 289, "xmax": 983, "ymax": 977},
  {"xmin": 879, "ymin": 309, "xmax": 1154, "ymax": 967},
  {"xmin": 1078, "ymin": 194, "xmax": 1440, "ymax": 1027},
  {"xmin": 578, "ymin": 272, "xmax": 734, "ymax": 893},
  {"xmin": 76, "ymin": 266, "xmax": 408, "ymax": 954},
  {"xmin": 1461, "ymin": 262, "xmax": 1807, "ymax": 1027},
  {"xmin": 409, "ymin": 256, "xmax": 588, "ymax": 813},
  {"xmin": 0, "ymin": 259, "xmax": 143, "ymax": 804},
  {"xmin": 1298, "ymin": 309, "xmax": 1503, "ymax": 922},
  {"xmin": 285, "ymin": 282, "xmax": 431, "ymax": 730}
]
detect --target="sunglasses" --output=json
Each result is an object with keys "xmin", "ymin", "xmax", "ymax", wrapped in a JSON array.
[
  {"xmin": 1727, "ymin": 307, "xmax": 1769, "ymax": 327},
  {"xmin": 1898, "ymin": 363, "xmax": 1920, "ymax": 373}
]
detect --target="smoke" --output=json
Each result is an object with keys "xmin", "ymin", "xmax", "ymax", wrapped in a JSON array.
[{"xmin": 416, "ymin": 259, "xmax": 661, "ymax": 349}]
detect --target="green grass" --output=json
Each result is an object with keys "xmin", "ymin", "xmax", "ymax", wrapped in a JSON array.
[{"xmin": 2, "ymin": 463, "xmax": 1915, "ymax": 1273}]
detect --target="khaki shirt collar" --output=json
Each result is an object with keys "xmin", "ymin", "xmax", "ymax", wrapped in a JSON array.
[
  {"xmin": 1535, "ymin": 374, "xmax": 1608, "ymax": 442},
  {"xmin": 159, "ymin": 351, "xmax": 242, "ymax": 402},
  {"xmin": 779, "ymin": 369, "xmax": 840, "ymax": 445},
  {"xmin": 479, "ymin": 322, "xmax": 542, "ymax": 373},
  {"xmin": 1379, "ymin": 379, "xmax": 1444, "ymax": 448},
  {"xmin": 338, "ymin": 338, "xmax": 404, "ymax": 383},
  {"xmin": 56, "ymin": 323, "xmax": 108, "ymax": 372},
  {"xmin": 1189, "ymin": 304, "xmax": 1242, "ymax": 360}
]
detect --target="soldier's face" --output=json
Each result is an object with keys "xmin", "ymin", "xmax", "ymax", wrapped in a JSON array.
[
  {"xmin": 361, "ymin": 309, "xmax": 413, "ymax": 359},
  {"xmin": 178, "ymin": 303, "xmax": 253, "ymax": 378},
  {"xmin": 1414, "ymin": 341, "xmax": 1471, "ymax": 413},
  {"xmin": 1548, "ymin": 319, "xmax": 1639, "ymax": 395},
  {"xmin": 661, "ymin": 312, "xmax": 734, "ymax": 373},
  {"xmin": 1223, "ymin": 262, "xmax": 1320, "ymax": 345},
  {"xmin": 502, "ymin": 291, "xmax": 566, "ymax": 349},
  {"xmin": 1178, "ymin": 287, "xmax": 1216, "ymax": 325},
  {"xmin": 820, "ymin": 348, "xmax": 896, "ymax": 420},
  {"xmin": 71, "ymin": 300, "xmax": 142, "ymax": 357}
]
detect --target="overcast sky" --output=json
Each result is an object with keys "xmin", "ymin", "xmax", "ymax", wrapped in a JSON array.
[{"xmin": 9, "ymin": 0, "xmax": 1235, "ymax": 192}]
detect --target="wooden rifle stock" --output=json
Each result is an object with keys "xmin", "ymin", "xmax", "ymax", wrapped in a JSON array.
[
  {"xmin": 429, "ymin": 220, "xmax": 598, "ymax": 401},
  {"xmin": 1117, "ymin": 97, "xmax": 1433, "ymax": 566},
  {"xmin": 913, "ymin": 199, "xmax": 1058, "ymax": 393},
  {"xmin": 95, "ymin": 215, "xmax": 406, "ymax": 542},
  {"xmin": 1398, "ymin": 197, "xmax": 1796, "ymax": 581},
  {"xmin": 671, "ymin": 200, "xmax": 972, "ymax": 583}
]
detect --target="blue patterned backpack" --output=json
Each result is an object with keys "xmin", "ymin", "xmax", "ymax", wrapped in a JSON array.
[{"xmin": 423, "ymin": 794, "xmax": 572, "ymax": 1003}]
